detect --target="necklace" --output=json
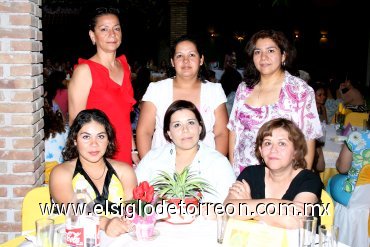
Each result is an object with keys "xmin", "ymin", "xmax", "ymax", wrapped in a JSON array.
[{"xmin": 88, "ymin": 165, "xmax": 107, "ymax": 180}]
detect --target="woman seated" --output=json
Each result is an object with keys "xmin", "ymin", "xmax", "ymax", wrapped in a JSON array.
[
  {"xmin": 50, "ymin": 109, "xmax": 137, "ymax": 237},
  {"xmin": 224, "ymin": 118, "xmax": 322, "ymax": 229},
  {"xmin": 338, "ymin": 73, "xmax": 367, "ymax": 112},
  {"xmin": 135, "ymin": 100, "xmax": 236, "ymax": 203},
  {"xmin": 327, "ymin": 130, "xmax": 370, "ymax": 206}
]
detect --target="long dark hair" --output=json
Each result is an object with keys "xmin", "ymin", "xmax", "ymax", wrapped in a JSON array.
[
  {"xmin": 168, "ymin": 35, "xmax": 208, "ymax": 82},
  {"xmin": 62, "ymin": 109, "xmax": 116, "ymax": 161},
  {"xmin": 244, "ymin": 29, "xmax": 296, "ymax": 88}
]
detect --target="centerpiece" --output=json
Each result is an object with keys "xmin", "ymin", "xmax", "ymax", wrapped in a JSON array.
[
  {"xmin": 127, "ymin": 181, "xmax": 157, "ymax": 240},
  {"xmin": 152, "ymin": 166, "xmax": 213, "ymax": 224}
]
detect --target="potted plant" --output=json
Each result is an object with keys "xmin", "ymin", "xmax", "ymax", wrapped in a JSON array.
[{"xmin": 151, "ymin": 166, "xmax": 214, "ymax": 224}]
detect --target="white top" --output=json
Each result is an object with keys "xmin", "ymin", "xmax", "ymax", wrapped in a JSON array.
[
  {"xmin": 135, "ymin": 142, "xmax": 236, "ymax": 203},
  {"xmin": 142, "ymin": 78, "xmax": 227, "ymax": 149}
]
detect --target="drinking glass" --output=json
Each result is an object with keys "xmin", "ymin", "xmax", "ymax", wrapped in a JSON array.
[
  {"xmin": 216, "ymin": 213, "xmax": 229, "ymax": 244},
  {"xmin": 319, "ymin": 224, "xmax": 339, "ymax": 247},
  {"xmin": 299, "ymin": 216, "xmax": 317, "ymax": 247},
  {"xmin": 36, "ymin": 218, "xmax": 54, "ymax": 247}
]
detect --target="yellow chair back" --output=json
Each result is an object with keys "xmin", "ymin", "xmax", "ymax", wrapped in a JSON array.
[
  {"xmin": 21, "ymin": 185, "xmax": 65, "ymax": 234},
  {"xmin": 321, "ymin": 189, "xmax": 334, "ymax": 226},
  {"xmin": 344, "ymin": 112, "xmax": 369, "ymax": 127}
]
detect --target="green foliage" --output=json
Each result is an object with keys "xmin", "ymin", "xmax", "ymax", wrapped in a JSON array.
[{"xmin": 151, "ymin": 166, "xmax": 214, "ymax": 200}]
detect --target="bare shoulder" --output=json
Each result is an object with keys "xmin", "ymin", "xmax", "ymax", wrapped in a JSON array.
[
  {"xmin": 108, "ymin": 159, "xmax": 135, "ymax": 175},
  {"xmin": 50, "ymin": 160, "xmax": 76, "ymax": 179}
]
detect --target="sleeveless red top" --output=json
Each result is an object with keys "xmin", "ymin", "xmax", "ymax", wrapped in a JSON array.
[{"xmin": 78, "ymin": 55, "xmax": 136, "ymax": 164}]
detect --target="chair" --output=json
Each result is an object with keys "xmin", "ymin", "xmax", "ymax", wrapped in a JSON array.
[
  {"xmin": 321, "ymin": 189, "xmax": 335, "ymax": 227},
  {"xmin": 334, "ymin": 164, "xmax": 370, "ymax": 247},
  {"xmin": 21, "ymin": 185, "xmax": 65, "ymax": 235},
  {"xmin": 344, "ymin": 112, "xmax": 369, "ymax": 127}
]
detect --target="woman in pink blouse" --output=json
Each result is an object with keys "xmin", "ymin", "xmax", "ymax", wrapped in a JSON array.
[{"xmin": 228, "ymin": 30, "xmax": 322, "ymax": 175}]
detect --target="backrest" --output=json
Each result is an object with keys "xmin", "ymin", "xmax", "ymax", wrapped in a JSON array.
[
  {"xmin": 21, "ymin": 186, "xmax": 65, "ymax": 234},
  {"xmin": 344, "ymin": 112, "xmax": 369, "ymax": 127},
  {"xmin": 321, "ymin": 189, "xmax": 335, "ymax": 226},
  {"xmin": 348, "ymin": 164, "xmax": 370, "ymax": 209},
  {"xmin": 22, "ymin": 186, "xmax": 51, "ymax": 234}
]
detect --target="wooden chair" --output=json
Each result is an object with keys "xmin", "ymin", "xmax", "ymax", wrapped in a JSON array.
[
  {"xmin": 21, "ymin": 185, "xmax": 65, "ymax": 235},
  {"xmin": 344, "ymin": 112, "xmax": 369, "ymax": 127}
]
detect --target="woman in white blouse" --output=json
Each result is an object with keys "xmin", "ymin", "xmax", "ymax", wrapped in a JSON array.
[
  {"xmin": 136, "ymin": 35, "xmax": 229, "ymax": 158},
  {"xmin": 136, "ymin": 100, "xmax": 236, "ymax": 203}
]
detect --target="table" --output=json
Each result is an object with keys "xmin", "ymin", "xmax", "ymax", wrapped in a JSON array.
[
  {"xmin": 321, "ymin": 124, "xmax": 344, "ymax": 186},
  {"xmin": 101, "ymin": 217, "xmax": 350, "ymax": 247}
]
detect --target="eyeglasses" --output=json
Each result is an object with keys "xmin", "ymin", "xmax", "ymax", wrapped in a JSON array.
[{"xmin": 95, "ymin": 7, "xmax": 120, "ymax": 15}]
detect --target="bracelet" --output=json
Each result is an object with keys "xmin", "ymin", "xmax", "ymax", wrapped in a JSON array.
[{"xmin": 131, "ymin": 148, "xmax": 138, "ymax": 154}]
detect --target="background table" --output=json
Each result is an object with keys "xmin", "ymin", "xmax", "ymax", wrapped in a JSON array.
[{"xmin": 321, "ymin": 124, "xmax": 344, "ymax": 186}]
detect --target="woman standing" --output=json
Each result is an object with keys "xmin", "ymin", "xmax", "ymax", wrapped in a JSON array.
[
  {"xmin": 228, "ymin": 30, "xmax": 322, "ymax": 175},
  {"xmin": 68, "ymin": 7, "xmax": 138, "ymax": 165},
  {"xmin": 136, "ymin": 35, "xmax": 228, "ymax": 158}
]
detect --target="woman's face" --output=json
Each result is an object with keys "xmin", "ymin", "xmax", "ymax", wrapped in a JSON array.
[
  {"xmin": 253, "ymin": 38, "xmax": 285, "ymax": 76},
  {"xmin": 167, "ymin": 109, "xmax": 202, "ymax": 151},
  {"xmin": 315, "ymin": 88, "xmax": 327, "ymax": 105},
  {"xmin": 89, "ymin": 14, "xmax": 122, "ymax": 53},
  {"xmin": 259, "ymin": 127, "xmax": 296, "ymax": 171},
  {"xmin": 74, "ymin": 120, "xmax": 109, "ymax": 164},
  {"xmin": 171, "ymin": 40, "xmax": 204, "ymax": 78}
]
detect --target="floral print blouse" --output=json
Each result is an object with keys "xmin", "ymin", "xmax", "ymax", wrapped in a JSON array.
[
  {"xmin": 227, "ymin": 71, "xmax": 322, "ymax": 175},
  {"xmin": 343, "ymin": 130, "xmax": 370, "ymax": 193}
]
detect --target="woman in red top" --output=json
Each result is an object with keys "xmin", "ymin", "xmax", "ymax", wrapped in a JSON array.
[{"xmin": 68, "ymin": 7, "xmax": 139, "ymax": 165}]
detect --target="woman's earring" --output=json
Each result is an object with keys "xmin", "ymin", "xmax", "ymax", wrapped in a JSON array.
[
  {"xmin": 282, "ymin": 61, "xmax": 286, "ymax": 67},
  {"xmin": 92, "ymin": 40, "xmax": 96, "ymax": 45}
]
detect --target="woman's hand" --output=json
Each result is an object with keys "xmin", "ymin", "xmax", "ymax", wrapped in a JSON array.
[
  {"xmin": 131, "ymin": 152, "xmax": 140, "ymax": 167},
  {"xmin": 104, "ymin": 217, "xmax": 133, "ymax": 237},
  {"xmin": 228, "ymin": 180, "xmax": 251, "ymax": 199}
]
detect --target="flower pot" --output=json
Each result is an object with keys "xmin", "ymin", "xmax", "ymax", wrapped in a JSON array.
[
  {"xmin": 164, "ymin": 197, "xmax": 199, "ymax": 224},
  {"xmin": 133, "ymin": 214, "xmax": 156, "ymax": 241}
]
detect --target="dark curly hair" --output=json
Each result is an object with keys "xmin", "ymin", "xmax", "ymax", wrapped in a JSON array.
[
  {"xmin": 255, "ymin": 118, "xmax": 307, "ymax": 169},
  {"xmin": 62, "ymin": 109, "xmax": 116, "ymax": 161},
  {"xmin": 43, "ymin": 99, "xmax": 66, "ymax": 139},
  {"xmin": 244, "ymin": 29, "xmax": 296, "ymax": 89}
]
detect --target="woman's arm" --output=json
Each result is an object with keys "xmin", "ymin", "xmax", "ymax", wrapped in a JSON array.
[
  {"xmin": 336, "ymin": 144, "xmax": 352, "ymax": 174},
  {"xmin": 113, "ymin": 161, "xmax": 138, "ymax": 201},
  {"xmin": 136, "ymin": 101, "xmax": 156, "ymax": 158},
  {"xmin": 213, "ymin": 103, "xmax": 229, "ymax": 156},
  {"xmin": 68, "ymin": 64, "xmax": 92, "ymax": 124},
  {"xmin": 49, "ymin": 161, "xmax": 75, "ymax": 204},
  {"xmin": 229, "ymin": 131, "xmax": 236, "ymax": 164},
  {"xmin": 305, "ymin": 139, "xmax": 315, "ymax": 170}
]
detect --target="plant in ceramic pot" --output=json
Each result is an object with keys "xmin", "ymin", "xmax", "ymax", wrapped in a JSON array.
[{"xmin": 151, "ymin": 166, "xmax": 214, "ymax": 224}]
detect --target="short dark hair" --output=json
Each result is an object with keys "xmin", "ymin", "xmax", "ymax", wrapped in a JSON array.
[
  {"xmin": 255, "ymin": 118, "xmax": 307, "ymax": 169},
  {"xmin": 62, "ymin": 109, "xmax": 116, "ymax": 161},
  {"xmin": 163, "ymin": 100, "xmax": 206, "ymax": 143}
]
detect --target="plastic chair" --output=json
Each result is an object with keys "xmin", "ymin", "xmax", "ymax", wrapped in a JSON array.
[
  {"xmin": 334, "ymin": 164, "xmax": 370, "ymax": 247},
  {"xmin": 21, "ymin": 185, "xmax": 65, "ymax": 235},
  {"xmin": 321, "ymin": 189, "xmax": 335, "ymax": 227},
  {"xmin": 344, "ymin": 112, "xmax": 369, "ymax": 127}
]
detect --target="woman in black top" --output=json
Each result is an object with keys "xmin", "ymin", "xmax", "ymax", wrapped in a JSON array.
[{"xmin": 224, "ymin": 118, "xmax": 322, "ymax": 229}]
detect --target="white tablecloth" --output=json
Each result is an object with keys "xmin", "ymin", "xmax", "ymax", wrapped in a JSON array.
[
  {"xmin": 100, "ymin": 217, "xmax": 350, "ymax": 247},
  {"xmin": 322, "ymin": 124, "xmax": 344, "ymax": 169}
]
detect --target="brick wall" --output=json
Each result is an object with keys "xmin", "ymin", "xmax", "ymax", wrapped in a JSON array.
[
  {"xmin": 169, "ymin": 0, "xmax": 189, "ymax": 46},
  {"xmin": 0, "ymin": 0, "xmax": 44, "ymax": 243}
]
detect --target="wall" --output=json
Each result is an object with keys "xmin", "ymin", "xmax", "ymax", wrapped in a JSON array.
[{"xmin": 0, "ymin": 0, "xmax": 44, "ymax": 243}]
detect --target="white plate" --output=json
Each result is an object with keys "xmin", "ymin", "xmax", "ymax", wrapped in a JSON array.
[{"xmin": 129, "ymin": 229, "xmax": 160, "ymax": 241}]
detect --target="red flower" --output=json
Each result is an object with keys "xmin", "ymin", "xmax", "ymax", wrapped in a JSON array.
[{"xmin": 133, "ymin": 181, "xmax": 154, "ymax": 203}]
